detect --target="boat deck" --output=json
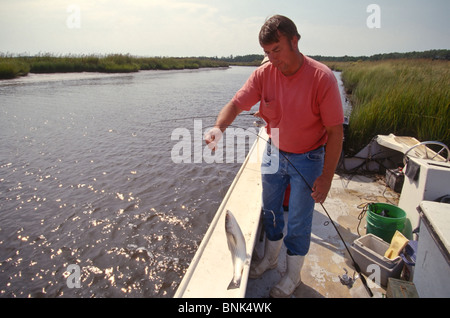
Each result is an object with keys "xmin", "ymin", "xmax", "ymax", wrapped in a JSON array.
[
  {"xmin": 247, "ymin": 172, "xmax": 399, "ymax": 298},
  {"xmin": 175, "ymin": 128, "xmax": 400, "ymax": 298}
]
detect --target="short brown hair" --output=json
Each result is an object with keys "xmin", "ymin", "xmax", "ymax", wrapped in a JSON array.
[{"xmin": 259, "ymin": 15, "xmax": 301, "ymax": 46}]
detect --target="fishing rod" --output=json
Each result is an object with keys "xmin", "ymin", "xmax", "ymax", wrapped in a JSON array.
[{"xmin": 149, "ymin": 113, "xmax": 373, "ymax": 296}]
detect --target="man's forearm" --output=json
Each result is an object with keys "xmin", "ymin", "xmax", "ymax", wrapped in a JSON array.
[
  {"xmin": 311, "ymin": 124, "xmax": 343, "ymax": 203},
  {"xmin": 322, "ymin": 124, "xmax": 344, "ymax": 179},
  {"xmin": 214, "ymin": 101, "xmax": 243, "ymax": 132}
]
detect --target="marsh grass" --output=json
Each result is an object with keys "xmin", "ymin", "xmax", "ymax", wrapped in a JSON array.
[
  {"xmin": 0, "ymin": 59, "xmax": 30, "ymax": 79},
  {"xmin": 326, "ymin": 59, "xmax": 449, "ymax": 154},
  {"xmin": 0, "ymin": 54, "xmax": 229, "ymax": 79}
]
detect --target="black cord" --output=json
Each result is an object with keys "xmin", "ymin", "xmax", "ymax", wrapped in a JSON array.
[{"xmin": 224, "ymin": 123, "xmax": 374, "ymax": 297}]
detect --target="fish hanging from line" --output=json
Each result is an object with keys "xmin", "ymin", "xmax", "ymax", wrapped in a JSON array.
[{"xmin": 225, "ymin": 210, "xmax": 247, "ymax": 290}]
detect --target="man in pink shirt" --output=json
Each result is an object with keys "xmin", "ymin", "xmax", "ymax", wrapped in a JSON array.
[{"xmin": 205, "ymin": 15, "xmax": 344, "ymax": 297}]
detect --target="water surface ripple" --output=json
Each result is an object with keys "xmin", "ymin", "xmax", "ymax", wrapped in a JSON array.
[
  {"xmin": 0, "ymin": 67, "xmax": 349, "ymax": 298},
  {"xmin": 0, "ymin": 67, "xmax": 256, "ymax": 297}
]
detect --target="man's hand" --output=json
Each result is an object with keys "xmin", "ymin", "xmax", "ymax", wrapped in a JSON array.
[
  {"xmin": 311, "ymin": 174, "xmax": 333, "ymax": 204},
  {"xmin": 311, "ymin": 124, "xmax": 343, "ymax": 204},
  {"xmin": 204, "ymin": 101, "xmax": 243, "ymax": 151},
  {"xmin": 204, "ymin": 127, "xmax": 223, "ymax": 151}
]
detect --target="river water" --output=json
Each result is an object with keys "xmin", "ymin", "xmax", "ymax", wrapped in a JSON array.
[{"xmin": 0, "ymin": 66, "xmax": 349, "ymax": 298}]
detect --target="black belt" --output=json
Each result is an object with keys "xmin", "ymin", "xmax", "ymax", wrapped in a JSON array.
[{"xmin": 268, "ymin": 138, "xmax": 324, "ymax": 155}]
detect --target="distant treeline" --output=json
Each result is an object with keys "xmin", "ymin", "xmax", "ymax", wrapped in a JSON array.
[
  {"xmin": 310, "ymin": 49, "xmax": 450, "ymax": 62},
  {"xmin": 217, "ymin": 54, "xmax": 265, "ymax": 66},
  {"xmin": 217, "ymin": 49, "xmax": 450, "ymax": 64}
]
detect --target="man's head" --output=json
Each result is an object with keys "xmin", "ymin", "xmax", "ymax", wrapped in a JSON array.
[
  {"xmin": 259, "ymin": 15, "xmax": 303, "ymax": 76},
  {"xmin": 259, "ymin": 15, "xmax": 301, "ymax": 47}
]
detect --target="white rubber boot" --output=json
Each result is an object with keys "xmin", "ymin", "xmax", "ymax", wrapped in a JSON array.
[
  {"xmin": 249, "ymin": 238, "xmax": 283, "ymax": 279},
  {"xmin": 270, "ymin": 254, "xmax": 304, "ymax": 298}
]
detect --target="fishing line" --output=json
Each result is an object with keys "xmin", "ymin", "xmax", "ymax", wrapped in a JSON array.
[
  {"xmin": 221, "ymin": 122, "xmax": 373, "ymax": 297},
  {"xmin": 147, "ymin": 113, "xmax": 257, "ymax": 126}
]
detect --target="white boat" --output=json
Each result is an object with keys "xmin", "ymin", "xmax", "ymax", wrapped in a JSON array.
[{"xmin": 174, "ymin": 128, "xmax": 450, "ymax": 298}]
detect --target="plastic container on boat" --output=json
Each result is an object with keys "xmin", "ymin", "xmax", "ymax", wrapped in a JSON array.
[
  {"xmin": 351, "ymin": 234, "xmax": 404, "ymax": 287},
  {"xmin": 366, "ymin": 203, "xmax": 406, "ymax": 243}
]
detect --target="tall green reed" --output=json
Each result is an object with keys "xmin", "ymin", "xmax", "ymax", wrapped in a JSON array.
[
  {"xmin": 0, "ymin": 59, "xmax": 30, "ymax": 79},
  {"xmin": 338, "ymin": 59, "xmax": 449, "ymax": 154}
]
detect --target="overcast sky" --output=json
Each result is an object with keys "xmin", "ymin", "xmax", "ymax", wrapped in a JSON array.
[{"xmin": 1, "ymin": 0, "xmax": 448, "ymax": 57}]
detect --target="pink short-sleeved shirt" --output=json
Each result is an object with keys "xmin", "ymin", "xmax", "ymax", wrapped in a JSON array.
[{"xmin": 232, "ymin": 55, "xmax": 344, "ymax": 154}]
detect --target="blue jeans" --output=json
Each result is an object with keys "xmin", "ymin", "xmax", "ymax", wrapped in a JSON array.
[{"xmin": 261, "ymin": 141, "xmax": 324, "ymax": 256}]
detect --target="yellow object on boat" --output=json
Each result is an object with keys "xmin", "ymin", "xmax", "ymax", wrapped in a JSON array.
[{"xmin": 384, "ymin": 231, "xmax": 409, "ymax": 259}]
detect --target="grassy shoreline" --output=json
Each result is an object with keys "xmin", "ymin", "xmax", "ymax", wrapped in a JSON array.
[
  {"xmin": 323, "ymin": 59, "xmax": 449, "ymax": 154},
  {"xmin": 0, "ymin": 54, "xmax": 230, "ymax": 79}
]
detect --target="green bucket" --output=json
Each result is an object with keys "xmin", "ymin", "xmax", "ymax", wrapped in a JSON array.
[{"xmin": 366, "ymin": 203, "xmax": 406, "ymax": 243}]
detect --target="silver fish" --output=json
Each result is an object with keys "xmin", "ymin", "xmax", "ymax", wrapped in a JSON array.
[{"xmin": 225, "ymin": 210, "xmax": 247, "ymax": 290}]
